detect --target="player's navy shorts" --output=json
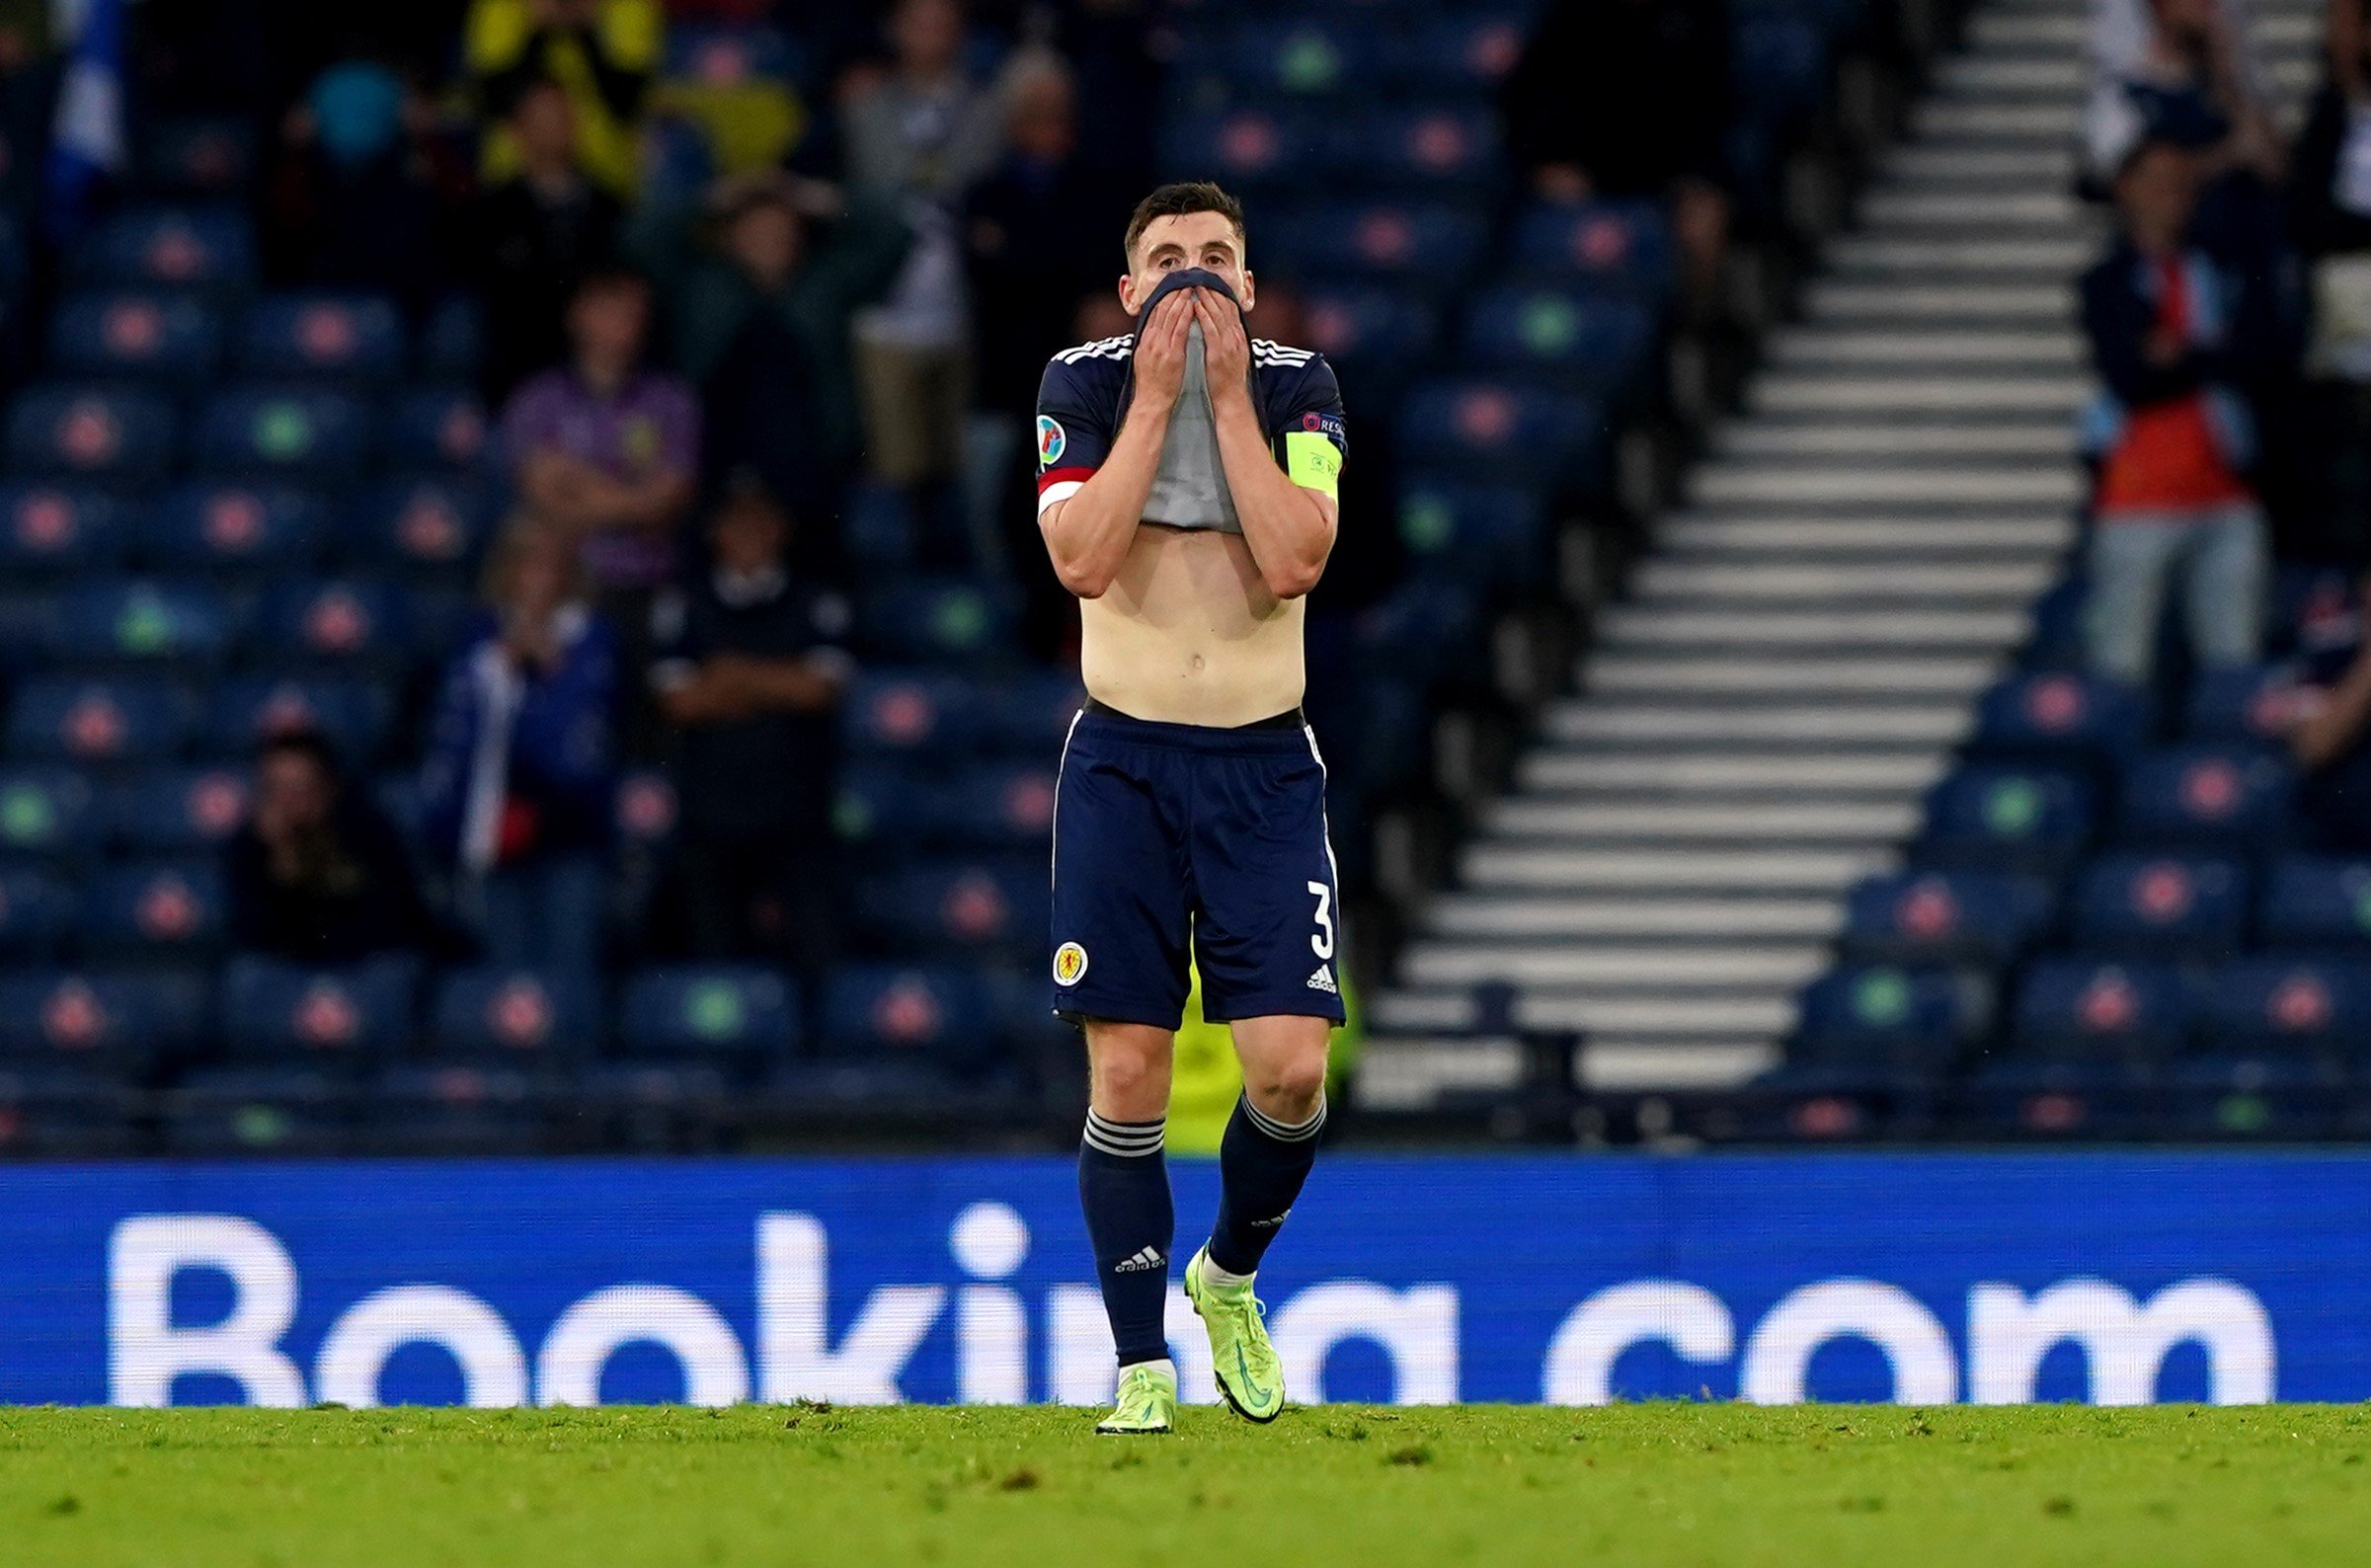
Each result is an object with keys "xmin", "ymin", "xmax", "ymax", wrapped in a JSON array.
[{"xmin": 1050, "ymin": 699, "xmax": 1346, "ymax": 1030}]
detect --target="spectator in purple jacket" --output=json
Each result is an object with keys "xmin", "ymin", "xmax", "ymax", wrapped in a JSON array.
[{"xmin": 500, "ymin": 265, "xmax": 701, "ymax": 601}]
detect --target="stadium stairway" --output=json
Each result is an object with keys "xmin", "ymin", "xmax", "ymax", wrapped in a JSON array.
[{"xmin": 1360, "ymin": 0, "xmax": 2325, "ymax": 1123}]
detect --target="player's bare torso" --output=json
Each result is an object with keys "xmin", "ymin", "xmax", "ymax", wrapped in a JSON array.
[{"xmin": 1078, "ymin": 525, "xmax": 1305, "ymax": 727}]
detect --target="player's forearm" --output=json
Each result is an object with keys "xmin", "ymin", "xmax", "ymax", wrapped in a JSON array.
[
  {"xmin": 1212, "ymin": 397, "xmax": 1333, "ymax": 599},
  {"xmin": 1041, "ymin": 396, "xmax": 1172, "ymax": 597}
]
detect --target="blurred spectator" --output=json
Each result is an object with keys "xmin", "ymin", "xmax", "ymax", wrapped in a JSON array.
[
  {"xmin": 265, "ymin": 46, "xmax": 462, "ymax": 305},
  {"xmin": 1500, "ymin": 0, "xmax": 1734, "ymax": 313},
  {"xmin": 472, "ymin": 76, "xmax": 623, "ymax": 401},
  {"xmin": 963, "ymin": 50, "xmax": 1119, "ymax": 574},
  {"xmin": 502, "ymin": 266, "xmax": 701, "ymax": 599},
  {"xmin": 650, "ymin": 475, "xmax": 852, "ymax": 976},
  {"xmin": 419, "ymin": 518, "xmax": 621, "ymax": 977},
  {"xmin": 2288, "ymin": 10, "xmax": 2371, "ymax": 554},
  {"xmin": 2288, "ymin": 572, "xmax": 2371, "ymax": 848},
  {"xmin": 631, "ymin": 172, "xmax": 909, "ymax": 553},
  {"xmin": 2084, "ymin": 0, "xmax": 2281, "ymax": 196},
  {"xmin": 224, "ymin": 731, "xmax": 434, "ymax": 965},
  {"xmin": 467, "ymin": 0, "xmax": 662, "ymax": 198},
  {"xmin": 2079, "ymin": 137, "xmax": 2275, "ymax": 684},
  {"xmin": 843, "ymin": 0, "xmax": 1003, "ymax": 489}
]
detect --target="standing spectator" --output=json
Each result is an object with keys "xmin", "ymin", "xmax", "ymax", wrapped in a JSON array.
[
  {"xmin": 630, "ymin": 172, "xmax": 910, "ymax": 554},
  {"xmin": 2079, "ymin": 136, "xmax": 2277, "ymax": 685},
  {"xmin": 264, "ymin": 46, "xmax": 461, "ymax": 307},
  {"xmin": 649, "ymin": 475, "xmax": 852, "ymax": 979},
  {"xmin": 472, "ymin": 76, "xmax": 623, "ymax": 401},
  {"xmin": 419, "ymin": 518, "xmax": 620, "ymax": 977},
  {"xmin": 1499, "ymin": 0, "xmax": 1734, "ymax": 314},
  {"xmin": 224, "ymin": 732, "xmax": 434, "ymax": 965},
  {"xmin": 466, "ymin": 0, "xmax": 662, "ymax": 199},
  {"xmin": 2287, "ymin": 572, "xmax": 2371, "ymax": 847},
  {"xmin": 2288, "ymin": 9, "xmax": 2371, "ymax": 556},
  {"xmin": 501, "ymin": 266, "xmax": 701, "ymax": 602},
  {"xmin": 841, "ymin": 0, "xmax": 1003, "ymax": 490},
  {"xmin": 2084, "ymin": 0, "xmax": 2283, "ymax": 200}
]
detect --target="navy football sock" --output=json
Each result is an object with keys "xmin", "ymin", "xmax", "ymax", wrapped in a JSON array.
[
  {"xmin": 1079, "ymin": 1110, "xmax": 1174, "ymax": 1368},
  {"xmin": 1207, "ymin": 1093, "xmax": 1326, "ymax": 1278}
]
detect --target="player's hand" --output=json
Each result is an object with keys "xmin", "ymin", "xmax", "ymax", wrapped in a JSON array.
[
  {"xmin": 1194, "ymin": 288, "xmax": 1251, "ymax": 406},
  {"xmin": 1132, "ymin": 290, "xmax": 1194, "ymax": 411}
]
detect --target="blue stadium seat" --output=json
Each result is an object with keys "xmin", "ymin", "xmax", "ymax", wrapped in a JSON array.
[
  {"xmin": 0, "ymin": 766, "xmax": 98, "ymax": 860},
  {"xmin": 858, "ymin": 579, "xmax": 1019, "ymax": 665},
  {"xmin": 1300, "ymin": 287, "xmax": 1441, "ymax": 385},
  {"xmin": 347, "ymin": 477, "xmax": 491, "ymax": 577},
  {"xmin": 2070, "ymin": 854, "xmax": 2251, "ymax": 957},
  {"xmin": 417, "ymin": 297, "xmax": 485, "ymax": 382},
  {"xmin": 0, "ymin": 1068, "xmax": 139, "ymax": 1156},
  {"xmin": 1840, "ymin": 869, "xmax": 2053, "ymax": 965},
  {"xmin": 5, "ymin": 676, "xmax": 197, "ymax": 763},
  {"xmin": 841, "ymin": 672, "xmax": 986, "ymax": 759},
  {"xmin": 820, "ymin": 965, "xmax": 995, "ymax": 1069},
  {"xmin": 1731, "ymin": 6, "xmax": 1831, "ymax": 128},
  {"xmin": 934, "ymin": 764, "xmax": 1059, "ymax": 850},
  {"xmin": 52, "ymin": 579, "xmax": 231, "ymax": 666},
  {"xmin": 83, "ymin": 859, "xmax": 225, "ymax": 957},
  {"xmin": 138, "ymin": 116, "xmax": 255, "ymax": 196},
  {"xmin": 573, "ymin": 1061, "xmax": 732, "ymax": 1149},
  {"xmin": 106, "ymin": 765, "xmax": 250, "ymax": 855},
  {"xmin": 2270, "ymin": 562, "xmax": 2358, "ymax": 657},
  {"xmin": 1961, "ymin": 1056, "xmax": 2157, "ymax": 1139},
  {"xmin": 202, "ymin": 675, "xmax": 393, "ymax": 761},
  {"xmin": 1390, "ymin": 482, "xmax": 1546, "ymax": 587},
  {"xmin": 842, "ymin": 482, "xmax": 916, "ymax": 568},
  {"xmin": 1396, "ymin": 379, "xmax": 1606, "ymax": 487},
  {"xmin": 860, "ymin": 859, "xmax": 1046, "ymax": 958},
  {"xmin": 251, "ymin": 579, "xmax": 411, "ymax": 666},
  {"xmin": 832, "ymin": 764, "xmax": 935, "ymax": 848},
  {"xmin": 1794, "ymin": 963, "xmax": 1989, "ymax": 1065},
  {"xmin": 0, "ymin": 868, "xmax": 71, "ymax": 956},
  {"xmin": 1218, "ymin": 19, "xmax": 1376, "ymax": 98},
  {"xmin": 383, "ymin": 387, "xmax": 492, "ymax": 471},
  {"xmin": 2164, "ymin": 1054, "xmax": 2342, "ymax": 1139},
  {"xmin": 1716, "ymin": 1062, "xmax": 1933, "ymax": 1142},
  {"xmin": 430, "ymin": 968, "xmax": 599, "ymax": 1060},
  {"xmin": 1348, "ymin": 578, "xmax": 1483, "ymax": 687},
  {"xmin": 1510, "ymin": 199, "xmax": 1678, "ymax": 299},
  {"xmin": 164, "ymin": 1067, "xmax": 355, "ymax": 1155},
  {"xmin": 1354, "ymin": 107, "xmax": 1499, "ymax": 187},
  {"xmin": 2195, "ymin": 959, "xmax": 2371, "ymax": 1057},
  {"xmin": 367, "ymin": 1064, "xmax": 551, "ymax": 1154},
  {"xmin": 614, "ymin": 768, "xmax": 679, "ymax": 852},
  {"xmin": 1461, "ymin": 287, "xmax": 1655, "ymax": 399},
  {"xmin": 0, "ymin": 968, "xmax": 209, "ymax": 1067},
  {"xmin": 2115, "ymin": 745, "xmax": 2293, "ymax": 848},
  {"xmin": 2257, "ymin": 856, "xmax": 2371, "ymax": 949},
  {"xmin": 1264, "ymin": 201, "xmax": 1488, "ymax": 285},
  {"xmin": 1970, "ymin": 670, "xmax": 2150, "ymax": 759},
  {"xmin": 666, "ymin": 21, "xmax": 803, "ymax": 82},
  {"xmin": 1158, "ymin": 107, "xmax": 1334, "ymax": 189},
  {"xmin": 1389, "ymin": 10, "xmax": 1530, "ymax": 92},
  {"xmin": 974, "ymin": 672, "xmax": 1085, "ymax": 757},
  {"xmin": 75, "ymin": 204, "xmax": 256, "ymax": 291},
  {"xmin": 0, "ymin": 485, "xmax": 127, "ymax": 575},
  {"xmin": 189, "ymin": 387, "xmax": 371, "ymax": 478},
  {"xmin": 618, "ymin": 966, "xmax": 798, "ymax": 1064},
  {"xmin": 2187, "ymin": 664, "xmax": 2305, "ymax": 744},
  {"xmin": 5, "ymin": 384, "xmax": 178, "ymax": 480},
  {"xmin": 142, "ymin": 483, "xmax": 325, "ymax": 572},
  {"xmin": 49, "ymin": 290, "xmax": 224, "ymax": 381},
  {"xmin": 1917, "ymin": 765, "xmax": 2094, "ymax": 871},
  {"xmin": 218, "ymin": 955, "xmax": 418, "ymax": 1062},
  {"xmin": 238, "ymin": 292, "xmax": 404, "ymax": 381},
  {"xmin": 2011, "ymin": 958, "xmax": 2190, "ymax": 1058},
  {"xmin": 2020, "ymin": 577, "xmax": 2087, "ymax": 668}
]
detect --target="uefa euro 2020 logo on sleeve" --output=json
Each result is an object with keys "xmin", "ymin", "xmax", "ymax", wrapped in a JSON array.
[{"xmin": 1036, "ymin": 416, "xmax": 1066, "ymax": 469}]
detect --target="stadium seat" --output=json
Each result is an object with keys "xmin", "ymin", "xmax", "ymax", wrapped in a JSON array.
[
  {"xmin": 106, "ymin": 765, "xmax": 250, "ymax": 855},
  {"xmin": 1264, "ymin": 201, "xmax": 1488, "ymax": 286},
  {"xmin": 0, "ymin": 1068, "xmax": 140, "ymax": 1156},
  {"xmin": 1218, "ymin": 19, "xmax": 1377, "ymax": 99},
  {"xmin": 1349, "ymin": 578, "xmax": 1484, "ymax": 687},
  {"xmin": 1396, "ymin": 379, "xmax": 1607, "ymax": 487},
  {"xmin": 1390, "ymin": 482, "xmax": 1545, "ymax": 587},
  {"xmin": 366, "ymin": 1064, "xmax": 550, "ymax": 1154},
  {"xmin": 2257, "ymin": 856, "xmax": 2371, "ymax": 950},
  {"xmin": 1708, "ymin": 1061, "xmax": 1934, "ymax": 1143},
  {"xmin": 2187, "ymin": 664, "xmax": 2307, "ymax": 744},
  {"xmin": 2163, "ymin": 1053, "xmax": 2343, "ymax": 1139},
  {"xmin": 2020, "ymin": 577, "xmax": 2088, "ymax": 669},
  {"xmin": 83, "ymin": 859, "xmax": 225, "ymax": 957},
  {"xmin": 2270, "ymin": 562, "xmax": 2358, "ymax": 656},
  {"xmin": 572, "ymin": 1061, "xmax": 734, "ymax": 1151},
  {"xmin": 164, "ymin": 1067, "xmax": 356, "ymax": 1155},
  {"xmin": 1838, "ymin": 869, "xmax": 2054, "ymax": 965},
  {"xmin": 1793, "ymin": 963, "xmax": 1990, "ymax": 1067},
  {"xmin": 237, "ymin": 292, "xmax": 405, "ymax": 381},
  {"xmin": 1460, "ymin": 287, "xmax": 1656, "ymax": 400},
  {"xmin": 1915, "ymin": 765, "xmax": 2094, "ymax": 872},
  {"xmin": 1353, "ymin": 107, "xmax": 1499, "ymax": 188},
  {"xmin": 1158, "ymin": 108, "xmax": 1335, "ymax": 190},
  {"xmin": 1300, "ymin": 286, "xmax": 1442, "ymax": 387},
  {"xmin": 250, "ymin": 580, "xmax": 412, "ymax": 667},
  {"xmin": 1388, "ymin": 11, "xmax": 1532, "ymax": 95},
  {"xmin": 0, "ymin": 485, "xmax": 127, "ymax": 575},
  {"xmin": 1969, "ymin": 670, "xmax": 2151, "ymax": 760},
  {"xmin": 0, "ymin": 868, "xmax": 71, "ymax": 956},
  {"xmin": 384, "ymin": 387, "xmax": 492, "ymax": 472},
  {"xmin": 74, "ymin": 204, "xmax": 257, "ymax": 291},
  {"xmin": 5, "ymin": 384, "xmax": 178, "ymax": 480},
  {"xmin": 0, "ymin": 968, "xmax": 210, "ymax": 1068},
  {"xmin": 2115, "ymin": 745, "xmax": 2293, "ymax": 849},
  {"xmin": 202, "ymin": 675, "xmax": 394, "ymax": 762},
  {"xmin": 430, "ymin": 968, "xmax": 600, "ymax": 1060},
  {"xmin": 2194, "ymin": 959, "xmax": 2371, "ymax": 1058},
  {"xmin": 857, "ymin": 579, "xmax": 1020, "ymax": 665},
  {"xmin": 859, "ymin": 858, "xmax": 1047, "ymax": 959},
  {"xmin": 617, "ymin": 966, "xmax": 798, "ymax": 1064},
  {"xmin": 217, "ymin": 955, "xmax": 419, "ymax": 1062},
  {"xmin": 0, "ymin": 766, "xmax": 98, "ymax": 860},
  {"xmin": 189, "ymin": 387, "xmax": 371, "ymax": 478},
  {"xmin": 975, "ymin": 672, "xmax": 1086, "ymax": 757},
  {"xmin": 52, "ymin": 579, "xmax": 232, "ymax": 666},
  {"xmin": 841, "ymin": 672, "xmax": 986, "ymax": 759},
  {"xmin": 417, "ymin": 297, "xmax": 485, "ymax": 383},
  {"xmin": 832, "ymin": 763, "xmax": 935, "ymax": 849},
  {"xmin": 1510, "ymin": 199, "xmax": 1678, "ymax": 299},
  {"xmin": 5, "ymin": 676, "xmax": 197, "ymax": 764},
  {"xmin": 1960, "ymin": 1056, "xmax": 2157, "ymax": 1139},
  {"xmin": 138, "ymin": 117, "xmax": 257, "ymax": 196},
  {"xmin": 142, "ymin": 482, "xmax": 326, "ymax": 573},
  {"xmin": 934, "ymin": 763, "xmax": 1060, "ymax": 850},
  {"xmin": 348, "ymin": 477, "xmax": 492, "ymax": 577},
  {"xmin": 820, "ymin": 965, "xmax": 995, "ymax": 1069},
  {"xmin": 665, "ymin": 20, "xmax": 804, "ymax": 83},
  {"xmin": 2010, "ymin": 958, "xmax": 2190, "ymax": 1058},
  {"xmin": 614, "ymin": 768, "xmax": 680, "ymax": 852},
  {"xmin": 2069, "ymin": 854, "xmax": 2251, "ymax": 957},
  {"xmin": 48, "ymin": 290, "xmax": 224, "ymax": 381}
]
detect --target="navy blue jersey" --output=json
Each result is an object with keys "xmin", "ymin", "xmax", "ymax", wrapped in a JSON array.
[{"xmin": 1032, "ymin": 333, "xmax": 1348, "ymax": 516}]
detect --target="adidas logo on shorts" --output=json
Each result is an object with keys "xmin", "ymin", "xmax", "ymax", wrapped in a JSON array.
[
  {"xmin": 1306, "ymin": 964, "xmax": 1338, "ymax": 994},
  {"xmin": 1112, "ymin": 1246, "xmax": 1165, "ymax": 1273}
]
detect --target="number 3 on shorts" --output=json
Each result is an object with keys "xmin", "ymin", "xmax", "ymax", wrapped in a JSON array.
[{"xmin": 1307, "ymin": 881, "xmax": 1335, "ymax": 960}]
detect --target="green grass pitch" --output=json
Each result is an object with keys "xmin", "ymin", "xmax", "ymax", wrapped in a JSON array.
[{"xmin": 3, "ymin": 1403, "xmax": 2365, "ymax": 1566}]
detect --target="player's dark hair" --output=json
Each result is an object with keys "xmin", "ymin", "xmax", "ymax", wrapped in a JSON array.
[{"xmin": 1123, "ymin": 182, "xmax": 1246, "ymax": 266}]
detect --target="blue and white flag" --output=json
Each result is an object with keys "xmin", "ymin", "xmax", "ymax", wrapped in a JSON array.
[{"xmin": 47, "ymin": 0, "xmax": 128, "ymax": 237}]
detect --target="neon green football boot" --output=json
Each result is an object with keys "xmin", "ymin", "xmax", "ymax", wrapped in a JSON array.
[
  {"xmin": 1185, "ymin": 1246, "xmax": 1286, "ymax": 1422},
  {"xmin": 1095, "ymin": 1362, "xmax": 1178, "ymax": 1435}
]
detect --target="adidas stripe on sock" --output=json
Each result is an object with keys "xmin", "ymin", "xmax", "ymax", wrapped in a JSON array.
[
  {"xmin": 1083, "ymin": 1110, "xmax": 1165, "ymax": 1157},
  {"xmin": 1241, "ymin": 1095, "xmax": 1326, "ymax": 1142}
]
